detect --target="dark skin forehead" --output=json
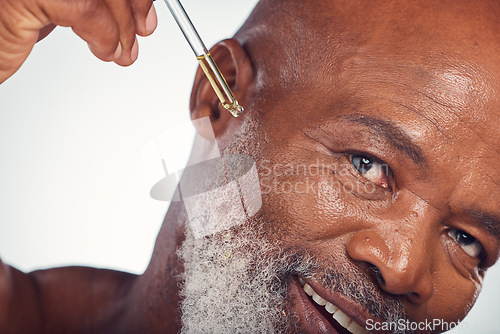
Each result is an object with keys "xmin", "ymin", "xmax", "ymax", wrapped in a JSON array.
[{"xmin": 243, "ymin": 0, "xmax": 500, "ymax": 116}]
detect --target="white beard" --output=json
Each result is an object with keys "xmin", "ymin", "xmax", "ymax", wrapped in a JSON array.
[
  {"xmin": 177, "ymin": 112, "xmax": 298, "ymax": 333},
  {"xmin": 177, "ymin": 223, "xmax": 300, "ymax": 333}
]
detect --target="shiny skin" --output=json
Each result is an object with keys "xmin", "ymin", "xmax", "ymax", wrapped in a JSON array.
[{"xmin": 196, "ymin": 0, "xmax": 500, "ymax": 330}]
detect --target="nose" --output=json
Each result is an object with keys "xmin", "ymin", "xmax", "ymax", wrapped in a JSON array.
[{"xmin": 346, "ymin": 213, "xmax": 436, "ymax": 304}]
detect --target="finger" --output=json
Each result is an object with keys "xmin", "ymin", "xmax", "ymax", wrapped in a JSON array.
[
  {"xmin": 101, "ymin": 0, "xmax": 137, "ymax": 65},
  {"xmin": 38, "ymin": 0, "xmax": 121, "ymax": 62},
  {"xmin": 37, "ymin": 23, "xmax": 57, "ymax": 42},
  {"xmin": 131, "ymin": 0, "xmax": 157, "ymax": 37},
  {"xmin": 0, "ymin": 0, "xmax": 39, "ymax": 82},
  {"xmin": 143, "ymin": 4, "xmax": 158, "ymax": 36}
]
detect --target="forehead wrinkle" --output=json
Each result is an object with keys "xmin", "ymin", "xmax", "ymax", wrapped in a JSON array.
[
  {"xmin": 346, "ymin": 54, "xmax": 495, "ymax": 113},
  {"xmin": 463, "ymin": 150, "xmax": 500, "ymax": 194},
  {"xmin": 345, "ymin": 57, "xmax": 500, "ymax": 158},
  {"xmin": 396, "ymin": 85, "xmax": 500, "ymax": 160},
  {"xmin": 427, "ymin": 60, "xmax": 496, "ymax": 109},
  {"xmin": 386, "ymin": 98, "xmax": 451, "ymax": 142}
]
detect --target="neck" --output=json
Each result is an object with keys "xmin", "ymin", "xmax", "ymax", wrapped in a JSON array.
[{"xmin": 118, "ymin": 201, "xmax": 186, "ymax": 333}]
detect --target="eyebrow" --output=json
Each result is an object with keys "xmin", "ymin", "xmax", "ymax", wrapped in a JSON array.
[
  {"xmin": 339, "ymin": 114, "xmax": 427, "ymax": 168},
  {"xmin": 468, "ymin": 210, "xmax": 500, "ymax": 239},
  {"xmin": 335, "ymin": 115, "xmax": 500, "ymax": 240}
]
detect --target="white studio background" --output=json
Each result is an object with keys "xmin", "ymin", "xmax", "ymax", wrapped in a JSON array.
[{"xmin": 0, "ymin": 1, "xmax": 498, "ymax": 333}]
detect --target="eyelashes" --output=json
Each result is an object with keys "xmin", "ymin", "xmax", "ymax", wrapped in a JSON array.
[
  {"xmin": 350, "ymin": 154, "xmax": 390, "ymax": 189},
  {"xmin": 448, "ymin": 228, "xmax": 483, "ymax": 259},
  {"xmin": 330, "ymin": 153, "xmax": 392, "ymax": 201}
]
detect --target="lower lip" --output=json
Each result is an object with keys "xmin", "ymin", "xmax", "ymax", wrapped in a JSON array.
[{"xmin": 289, "ymin": 276, "xmax": 339, "ymax": 333}]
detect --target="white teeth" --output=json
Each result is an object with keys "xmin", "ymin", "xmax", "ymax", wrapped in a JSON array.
[
  {"xmin": 325, "ymin": 302, "xmax": 338, "ymax": 314},
  {"xmin": 303, "ymin": 283, "xmax": 314, "ymax": 296},
  {"xmin": 347, "ymin": 320, "xmax": 367, "ymax": 334},
  {"xmin": 302, "ymin": 282, "xmax": 368, "ymax": 334},
  {"xmin": 299, "ymin": 277, "xmax": 305, "ymax": 286},
  {"xmin": 312, "ymin": 293, "xmax": 327, "ymax": 306},
  {"xmin": 332, "ymin": 309, "xmax": 352, "ymax": 328}
]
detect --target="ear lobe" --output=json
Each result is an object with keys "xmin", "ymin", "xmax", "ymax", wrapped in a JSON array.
[{"xmin": 190, "ymin": 38, "xmax": 254, "ymax": 139}]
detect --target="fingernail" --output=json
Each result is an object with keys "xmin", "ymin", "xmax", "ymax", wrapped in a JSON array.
[
  {"xmin": 145, "ymin": 5, "xmax": 158, "ymax": 35},
  {"xmin": 114, "ymin": 43, "xmax": 122, "ymax": 60},
  {"xmin": 131, "ymin": 38, "xmax": 139, "ymax": 63}
]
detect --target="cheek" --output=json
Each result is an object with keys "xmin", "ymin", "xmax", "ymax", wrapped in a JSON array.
[
  {"xmin": 258, "ymin": 153, "xmax": 368, "ymax": 243},
  {"xmin": 410, "ymin": 258, "xmax": 482, "ymax": 326},
  {"xmin": 258, "ymin": 163, "xmax": 329, "ymax": 239}
]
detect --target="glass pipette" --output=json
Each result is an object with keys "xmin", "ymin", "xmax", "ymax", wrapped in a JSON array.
[{"xmin": 163, "ymin": 0, "xmax": 244, "ymax": 117}]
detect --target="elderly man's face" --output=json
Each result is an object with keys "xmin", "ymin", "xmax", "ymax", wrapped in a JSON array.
[
  {"xmin": 180, "ymin": 2, "xmax": 500, "ymax": 333},
  {"xmin": 244, "ymin": 6, "xmax": 500, "ymax": 332},
  {"xmin": 251, "ymin": 58, "xmax": 500, "ymax": 332}
]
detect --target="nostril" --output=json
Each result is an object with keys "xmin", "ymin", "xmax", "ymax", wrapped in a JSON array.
[{"xmin": 369, "ymin": 264, "xmax": 385, "ymax": 286}]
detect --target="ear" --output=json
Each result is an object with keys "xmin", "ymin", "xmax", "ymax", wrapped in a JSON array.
[{"xmin": 190, "ymin": 39, "xmax": 254, "ymax": 139}]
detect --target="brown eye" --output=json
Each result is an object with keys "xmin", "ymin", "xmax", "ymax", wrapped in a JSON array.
[
  {"xmin": 350, "ymin": 154, "xmax": 389, "ymax": 188},
  {"xmin": 448, "ymin": 228, "xmax": 483, "ymax": 258}
]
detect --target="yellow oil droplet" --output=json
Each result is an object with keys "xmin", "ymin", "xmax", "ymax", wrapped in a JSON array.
[{"xmin": 223, "ymin": 249, "xmax": 232, "ymax": 259}]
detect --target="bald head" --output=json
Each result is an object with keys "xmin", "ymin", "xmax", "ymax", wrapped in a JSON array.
[{"xmin": 234, "ymin": 0, "xmax": 500, "ymax": 96}]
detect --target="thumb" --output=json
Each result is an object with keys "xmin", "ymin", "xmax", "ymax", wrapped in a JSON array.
[{"xmin": 0, "ymin": 0, "xmax": 122, "ymax": 83}]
